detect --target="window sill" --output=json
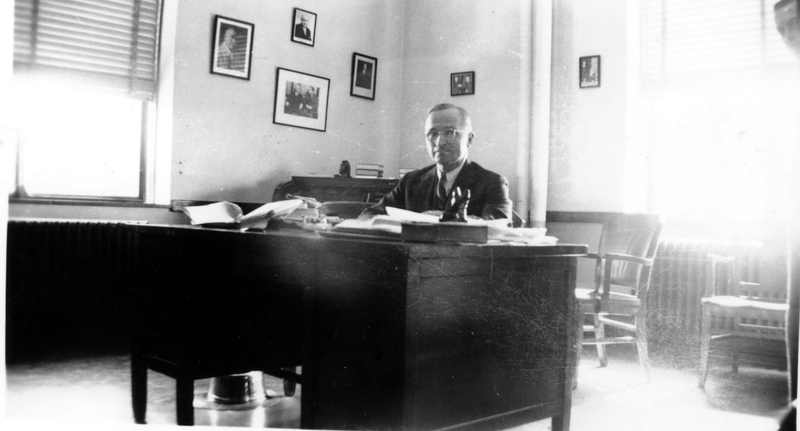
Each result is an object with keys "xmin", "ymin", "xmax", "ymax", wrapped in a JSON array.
[{"xmin": 9, "ymin": 197, "xmax": 171, "ymax": 209}]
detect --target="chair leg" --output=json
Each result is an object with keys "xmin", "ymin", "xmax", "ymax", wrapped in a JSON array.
[
  {"xmin": 574, "ymin": 311, "xmax": 585, "ymax": 389},
  {"xmin": 176, "ymin": 377, "xmax": 194, "ymax": 426},
  {"xmin": 131, "ymin": 351, "xmax": 147, "ymax": 424},
  {"xmin": 595, "ymin": 313, "xmax": 608, "ymax": 367},
  {"xmin": 635, "ymin": 310, "xmax": 651, "ymax": 382},
  {"xmin": 283, "ymin": 367, "xmax": 297, "ymax": 397},
  {"xmin": 699, "ymin": 307, "xmax": 712, "ymax": 388}
]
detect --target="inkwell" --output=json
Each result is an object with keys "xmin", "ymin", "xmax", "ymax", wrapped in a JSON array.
[{"xmin": 439, "ymin": 187, "xmax": 470, "ymax": 222}]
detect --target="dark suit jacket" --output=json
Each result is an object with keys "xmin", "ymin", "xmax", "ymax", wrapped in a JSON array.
[
  {"xmin": 355, "ymin": 71, "xmax": 371, "ymax": 89},
  {"xmin": 367, "ymin": 160, "xmax": 512, "ymax": 220},
  {"xmin": 294, "ymin": 24, "xmax": 311, "ymax": 40}
]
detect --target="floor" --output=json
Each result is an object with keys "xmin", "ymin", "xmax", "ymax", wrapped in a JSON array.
[{"xmin": 2, "ymin": 346, "xmax": 792, "ymax": 431}]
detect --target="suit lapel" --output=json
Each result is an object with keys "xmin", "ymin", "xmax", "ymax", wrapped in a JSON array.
[
  {"xmin": 452, "ymin": 160, "xmax": 476, "ymax": 196},
  {"xmin": 413, "ymin": 166, "xmax": 438, "ymax": 210}
]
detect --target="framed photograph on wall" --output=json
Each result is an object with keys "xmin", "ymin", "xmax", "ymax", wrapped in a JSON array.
[
  {"xmin": 273, "ymin": 67, "xmax": 330, "ymax": 132},
  {"xmin": 579, "ymin": 55, "xmax": 601, "ymax": 88},
  {"xmin": 291, "ymin": 8, "xmax": 317, "ymax": 46},
  {"xmin": 451, "ymin": 71, "xmax": 475, "ymax": 96},
  {"xmin": 350, "ymin": 53, "xmax": 377, "ymax": 100},
  {"xmin": 210, "ymin": 16, "xmax": 254, "ymax": 80}
]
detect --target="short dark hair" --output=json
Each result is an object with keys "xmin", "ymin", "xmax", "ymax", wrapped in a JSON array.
[{"xmin": 427, "ymin": 103, "xmax": 472, "ymax": 130}]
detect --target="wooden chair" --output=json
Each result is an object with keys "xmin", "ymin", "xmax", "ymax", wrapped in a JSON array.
[
  {"xmin": 574, "ymin": 213, "xmax": 662, "ymax": 388},
  {"xmin": 698, "ymin": 253, "xmax": 789, "ymax": 388}
]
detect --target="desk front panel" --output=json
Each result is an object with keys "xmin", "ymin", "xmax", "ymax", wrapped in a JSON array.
[
  {"xmin": 302, "ymin": 238, "xmax": 583, "ymax": 430},
  {"xmin": 130, "ymin": 227, "xmax": 312, "ymax": 375},
  {"xmin": 403, "ymin": 252, "xmax": 577, "ymax": 430}
]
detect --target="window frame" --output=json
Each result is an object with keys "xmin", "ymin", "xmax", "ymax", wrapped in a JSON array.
[{"xmin": 10, "ymin": 0, "xmax": 164, "ymax": 205}]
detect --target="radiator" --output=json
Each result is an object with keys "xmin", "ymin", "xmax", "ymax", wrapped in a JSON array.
[
  {"xmin": 647, "ymin": 237, "xmax": 763, "ymax": 343},
  {"xmin": 6, "ymin": 218, "xmax": 139, "ymax": 361}
]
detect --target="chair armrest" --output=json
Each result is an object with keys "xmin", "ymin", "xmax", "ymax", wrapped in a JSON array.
[
  {"xmin": 596, "ymin": 253, "xmax": 654, "ymax": 308},
  {"xmin": 603, "ymin": 253, "xmax": 653, "ymax": 267},
  {"xmin": 580, "ymin": 253, "xmax": 603, "ymax": 290}
]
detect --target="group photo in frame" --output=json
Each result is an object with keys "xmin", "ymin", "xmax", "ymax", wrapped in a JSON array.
[
  {"xmin": 210, "ymin": 15, "xmax": 254, "ymax": 80},
  {"xmin": 579, "ymin": 55, "xmax": 601, "ymax": 88},
  {"xmin": 350, "ymin": 53, "xmax": 377, "ymax": 100},
  {"xmin": 451, "ymin": 71, "xmax": 474, "ymax": 96},
  {"xmin": 273, "ymin": 67, "xmax": 330, "ymax": 132},
  {"xmin": 291, "ymin": 8, "xmax": 317, "ymax": 46}
]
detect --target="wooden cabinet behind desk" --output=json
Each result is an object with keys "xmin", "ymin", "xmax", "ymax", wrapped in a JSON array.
[{"xmin": 273, "ymin": 176, "xmax": 399, "ymax": 203}]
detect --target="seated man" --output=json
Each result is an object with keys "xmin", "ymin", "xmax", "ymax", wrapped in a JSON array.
[{"xmin": 363, "ymin": 103, "xmax": 512, "ymax": 220}]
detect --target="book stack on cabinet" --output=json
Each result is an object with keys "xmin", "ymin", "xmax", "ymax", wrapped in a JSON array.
[{"xmin": 355, "ymin": 163, "xmax": 384, "ymax": 179}]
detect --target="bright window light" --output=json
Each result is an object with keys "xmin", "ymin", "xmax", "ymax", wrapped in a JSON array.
[
  {"xmin": 640, "ymin": 0, "xmax": 799, "ymax": 224},
  {"xmin": 646, "ymin": 73, "xmax": 797, "ymax": 223},
  {"xmin": 15, "ymin": 79, "xmax": 144, "ymax": 199}
]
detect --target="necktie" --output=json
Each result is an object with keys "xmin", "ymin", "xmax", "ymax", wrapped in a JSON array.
[{"xmin": 437, "ymin": 172, "xmax": 447, "ymax": 209}]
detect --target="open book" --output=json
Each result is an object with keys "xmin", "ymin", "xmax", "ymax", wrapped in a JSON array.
[{"xmin": 183, "ymin": 200, "xmax": 303, "ymax": 230}]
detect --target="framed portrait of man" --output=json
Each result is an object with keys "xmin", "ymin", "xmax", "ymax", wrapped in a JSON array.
[
  {"xmin": 210, "ymin": 16, "xmax": 254, "ymax": 80},
  {"xmin": 291, "ymin": 8, "xmax": 317, "ymax": 46},
  {"xmin": 350, "ymin": 53, "xmax": 378, "ymax": 100}
]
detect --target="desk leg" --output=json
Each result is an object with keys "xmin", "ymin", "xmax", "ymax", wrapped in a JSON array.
[
  {"xmin": 283, "ymin": 367, "xmax": 297, "ymax": 396},
  {"xmin": 131, "ymin": 349, "xmax": 147, "ymax": 424},
  {"xmin": 176, "ymin": 377, "xmax": 194, "ymax": 426},
  {"xmin": 557, "ymin": 258, "xmax": 577, "ymax": 431}
]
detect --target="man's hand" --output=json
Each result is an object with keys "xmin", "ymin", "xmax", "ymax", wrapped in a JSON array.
[{"xmin": 356, "ymin": 211, "xmax": 376, "ymax": 222}]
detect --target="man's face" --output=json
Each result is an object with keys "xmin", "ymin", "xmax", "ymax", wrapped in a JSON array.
[
  {"xmin": 424, "ymin": 108, "xmax": 473, "ymax": 169},
  {"xmin": 223, "ymin": 29, "xmax": 235, "ymax": 49},
  {"xmin": 301, "ymin": 17, "xmax": 309, "ymax": 29}
]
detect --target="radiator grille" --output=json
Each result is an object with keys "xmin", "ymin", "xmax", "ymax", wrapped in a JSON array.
[
  {"xmin": 647, "ymin": 237, "xmax": 762, "ymax": 342},
  {"xmin": 6, "ymin": 218, "xmax": 138, "ymax": 361}
]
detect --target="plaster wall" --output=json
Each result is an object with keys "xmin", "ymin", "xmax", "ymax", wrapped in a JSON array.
[
  {"xmin": 548, "ymin": 0, "xmax": 629, "ymax": 212},
  {"xmin": 169, "ymin": 0, "xmax": 407, "ymax": 203}
]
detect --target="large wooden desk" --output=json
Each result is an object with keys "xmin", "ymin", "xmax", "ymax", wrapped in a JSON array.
[{"xmin": 126, "ymin": 224, "xmax": 586, "ymax": 430}]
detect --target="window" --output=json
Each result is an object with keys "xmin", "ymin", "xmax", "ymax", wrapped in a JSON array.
[
  {"xmin": 11, "ymin": 0, "xmax": 162, "ymax": 201},
  {"xmin": 639, "ymin": 0, "xmax": 799, "ymax": 224}
]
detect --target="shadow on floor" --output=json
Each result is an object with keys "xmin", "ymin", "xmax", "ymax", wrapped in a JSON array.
[{"xmin": 4, "ymin": 344, "xmax": 791, "ymax": 431}]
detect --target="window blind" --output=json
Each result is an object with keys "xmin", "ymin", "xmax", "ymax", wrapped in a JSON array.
[
  {"xmin": 14, "ymin": 0, "xmax": 162, "ymax": 100},
  {"xmin": 642, "ymin": 0, "xmax": 796, "ymax": 81}
]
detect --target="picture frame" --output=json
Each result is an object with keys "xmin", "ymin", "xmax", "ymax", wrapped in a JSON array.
[
  {"xmin": 273, "ymin": 67, "xmax": 330, "ymax": 132},
  {"xmin": 210, "ymin": 15, "xmax": 254, "ymax": 80},
  {"xmin": 291, "ymin": 8, "xmax": 317, "ymax": 46},
  {"xmin": 350, "ymin": 53, "xmax": 378, "ymax": 100},
  {"xmin": 451, "ymin": 71, "xmax": 475, "ymax": 96},
  {"xmin": 579, "ymin": 55, "xmax": 601, "ymax": 88}
]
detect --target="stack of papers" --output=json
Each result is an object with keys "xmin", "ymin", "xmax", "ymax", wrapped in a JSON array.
[
  {"xmin": 329, "ymin": 207, "xmax": 558, "ymax": 244},
  {"xmin": 183, "ymin": 200, "xmax": 303, "ymax": 230}
]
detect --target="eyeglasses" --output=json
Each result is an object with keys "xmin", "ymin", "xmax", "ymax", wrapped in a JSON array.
[{"xmin": 426, "ymin": 128, "xmax": 467, "ymax": 142}]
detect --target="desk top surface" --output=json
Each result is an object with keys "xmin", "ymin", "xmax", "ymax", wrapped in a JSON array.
[{"xmin": 125, "ymin": 223, "xmax": 588, "ymax": 258}]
